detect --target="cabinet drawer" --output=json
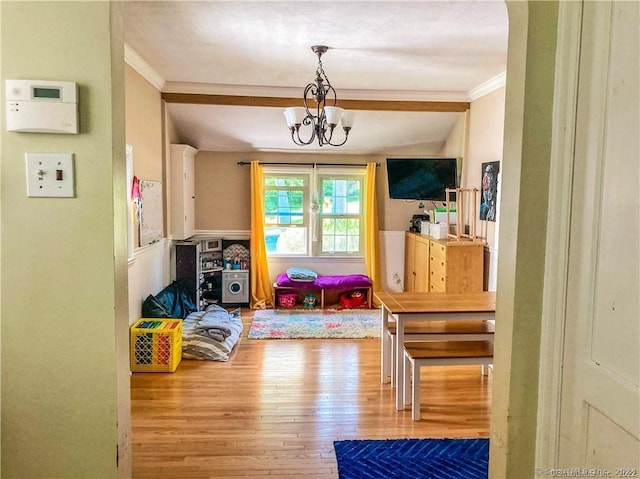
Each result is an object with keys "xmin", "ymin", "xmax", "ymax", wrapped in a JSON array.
[
  {"xmin": 430, "ymin": 256, "xmax": 446, "ymax": 277},
  {"xmin": 430, "ymin": 269, "xmax": 447, "ymax": 289},
  {"xmin": 430, "ymin": 241, "xmax": 447, "ymax": 261}
]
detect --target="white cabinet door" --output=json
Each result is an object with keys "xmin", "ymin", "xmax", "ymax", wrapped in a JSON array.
[{"xmin": 170, "ymin": 144, "xmax": 198, "ymax": 240}]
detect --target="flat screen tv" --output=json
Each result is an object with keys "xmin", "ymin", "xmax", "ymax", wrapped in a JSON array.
[{"xmin": 386, "ymin": 158, "xmax": 458, "ymax": 201}]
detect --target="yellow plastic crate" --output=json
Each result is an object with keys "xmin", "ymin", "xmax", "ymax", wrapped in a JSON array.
[{"xmin": 130, "ymin": 318, "xmax": 182, "ymax": 372}]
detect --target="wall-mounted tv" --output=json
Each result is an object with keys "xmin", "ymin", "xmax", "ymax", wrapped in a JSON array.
[{"xmin": 386, "ymin": 158, "xmax": 458, "ymax": 201}]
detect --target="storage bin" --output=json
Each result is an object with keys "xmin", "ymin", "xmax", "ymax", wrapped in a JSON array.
[
  {"xmin": 277, "ymin": 292, "xmax": 298, "ymax": 308},
  {"xmin": 340, "ymin": 290, "xmax": 368, "ymax": 309},
  {"xmin": 130, "ymin": 318, "xmax": 182, "ymax": 372}
]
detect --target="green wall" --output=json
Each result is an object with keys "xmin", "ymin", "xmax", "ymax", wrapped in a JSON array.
[
  {"xmin": 489, "ymin": 1, "xmax": 559, "ymax": 477},
  {"xmin": 1, "ymin": 2, "xmax": 129, "ymax": 477}
]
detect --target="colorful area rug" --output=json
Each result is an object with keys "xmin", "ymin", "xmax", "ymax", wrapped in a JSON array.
[
  {"xmin": 334, "ymin": 438, "xmax": 489, "ymax": 479},
  {"xmin": 247, "ymin": 308, "xmax": 380, "ymax": 339}
]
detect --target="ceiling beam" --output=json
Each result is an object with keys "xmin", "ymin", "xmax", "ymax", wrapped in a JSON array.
[{"xmin": 161, "ymin": 93, "xmax": 470, "ymax": 113}]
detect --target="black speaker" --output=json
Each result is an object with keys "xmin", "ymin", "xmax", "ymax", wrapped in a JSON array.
[{"xmin": 410, "ymin": 214, "xmax": 429, "ymax": 232}]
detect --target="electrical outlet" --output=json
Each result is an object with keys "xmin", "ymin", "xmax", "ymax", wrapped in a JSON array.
[{"xmin": 25, "ymin": 152, "xmax": 75, "ymax": 197}]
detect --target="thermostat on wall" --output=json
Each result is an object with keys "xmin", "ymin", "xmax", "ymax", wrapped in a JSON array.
[{"xmin": 5, "ymin": 79, "xmax": 78, "ymax": 134}]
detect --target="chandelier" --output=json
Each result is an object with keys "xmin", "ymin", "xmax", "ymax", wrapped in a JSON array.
[{"xmin": 283, "ymin": 45, "xmax": 355, "ymax": 147}]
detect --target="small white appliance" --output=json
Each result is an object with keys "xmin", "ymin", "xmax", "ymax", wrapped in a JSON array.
[
  {"xmin": 429, "ymin": 223, "xmax": 448, "ymax": 239},
  {"xmin": 201, "ymin": 238, "xmax": 222, "ymax": 252},
  {"xmin": 6, "ymin": 79, "xmax": 78, "ymax": 134},
  {"xmin": 222, "ymin": 270, "xmax": 249, "ymax": 304},
  {"xmin": 433, "ymin": 210, "xmax": 457, "ymax": 225}
]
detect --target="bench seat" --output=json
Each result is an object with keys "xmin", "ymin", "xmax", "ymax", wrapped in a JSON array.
[
  {"xmin": 404, "ymin": 340, "xmax": 494, "ymax": 421},
  {"xmin": 383, "ymin": 320, "xmax": 494, "ymax": 386}
]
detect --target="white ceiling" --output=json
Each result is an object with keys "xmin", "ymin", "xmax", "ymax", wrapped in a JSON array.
[{"xmin": 122, "ymin": 1, "xmax": 509, "ymax": 154}]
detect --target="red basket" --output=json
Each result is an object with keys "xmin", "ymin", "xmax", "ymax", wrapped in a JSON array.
[
  {"xmin": 340, "ymin": 290, "xmax": 368, "ymax": 309},
  {"xmin": 277, "ymin": 292, "xmax": 297, "ymax": 308}
]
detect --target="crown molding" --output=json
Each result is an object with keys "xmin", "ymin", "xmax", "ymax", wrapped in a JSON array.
[
  {"xmin": 467, "ymin": 72, "xmax": 506, "ymax": 102},
  {"xmin": 124, "ymin": 43, "xmax": 166, "ymax": 91},
  {"xmin": 122, "ymin": 45, "xmax": 501, "ymax": 104}
]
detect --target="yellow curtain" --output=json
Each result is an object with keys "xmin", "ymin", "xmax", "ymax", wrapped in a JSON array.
[
  {"xmin": 364, "ymin": 163, "xmax": 381, "ymax": 293},
  {"xmin": 250, "ymin": 161, "xmax": 273, "ymax": 309}
]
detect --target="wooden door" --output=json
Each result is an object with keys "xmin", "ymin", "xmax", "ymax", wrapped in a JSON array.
[
  {"xmin": 558, "ymin": 1, "xmax": 639, "ymax": 468},
  {"xmin": 413, "ymin": 235, "xmax": 430, "ymax": 292},
  {"xmin": 403, "ymin": 232, "xmax": 415, "ymax": 292}
]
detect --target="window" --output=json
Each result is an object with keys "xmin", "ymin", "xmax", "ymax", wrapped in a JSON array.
[
  {"xmin": 317, "ymin": 175, "xmax": 363, "ymax": 255},
  {"xmin": 263, "ymin": 168, "xmax": 365, "ymax": 256},
  {"xmin": 264, "ymin": 173, "xmax": 309, "ymax": 255}
]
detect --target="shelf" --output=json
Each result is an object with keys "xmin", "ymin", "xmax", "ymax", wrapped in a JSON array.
[{"xmin": 202, "ymin": 267, "xmax": 223, "ymax": 274}]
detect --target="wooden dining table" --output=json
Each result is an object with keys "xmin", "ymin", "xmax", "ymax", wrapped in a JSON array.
[{"xmin": 374, "ymin": 291, "xmax": 497, "ymax": 411}]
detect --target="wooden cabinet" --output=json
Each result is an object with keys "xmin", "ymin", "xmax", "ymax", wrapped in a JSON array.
[
  {"xmin": 170, "ymin": 144, "xmax": 198, "ymax": 240},
  {"xmin": 404, "ymin": 232, "xmax": 430, "ymax": 292},
  {"xmin": 404, "ymin": 232, "xmax": 484, "ymax": 293},
  {"xmin": 429, "ymin": 239, "xmax": 484, "ymax": 293}
]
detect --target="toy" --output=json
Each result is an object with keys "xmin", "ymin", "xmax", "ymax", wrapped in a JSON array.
[{"xmin": 303, "ymin": 295, "xmax": 316, "ymax": 308}]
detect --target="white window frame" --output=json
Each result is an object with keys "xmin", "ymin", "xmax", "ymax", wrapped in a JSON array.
[
  {"xmin": 263, "ymin": 167, "xmax": 312, "ymax": 257},
  {"xmin": 263, "ymin": 166, "xmax": 366, "ymax": 258},
  {"xmin": 314, "ymin": 169, "xmax": 366, "ymax": 257}
]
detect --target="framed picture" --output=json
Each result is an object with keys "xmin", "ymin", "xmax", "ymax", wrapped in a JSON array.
[{"xmin": 479, "ymin": 161, "xmax": 500, "ymax": 222}]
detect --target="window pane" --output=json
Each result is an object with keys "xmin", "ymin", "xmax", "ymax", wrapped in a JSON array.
[
  {"xmin": 322, "ymin": 235, "xmax": 335, "ymax": 253},
  {"xmin": 347, "ymin": 218, "xmax": 359, "ymax": 234},
  {"xmin": 289, "ymin": 191, "xmax": 304, "ymax": 208},
  {"xmin": 335, "ymin": 235, "xmax": 347, "ymax": 252},
  {"xmin": 347, "ymin": 235, "xmax": 359, "ymax": 252},
  {"xmin": 347, "ymin": 198, "xmax": 360, "ymax": 214},
  {"xmin": 264, "ymin": 227, "xmax": 306, "ymax": 254},
  {"xmin": 322, "ymin": 197, "xmax": 334, "ymax": 214},
  {"xmin": 279, "ymin": 213, "xmax": 291, "ymax": 225},
  {"xmin": 322, "ymin": 218, "xmax": 334, "ymax": 234}
]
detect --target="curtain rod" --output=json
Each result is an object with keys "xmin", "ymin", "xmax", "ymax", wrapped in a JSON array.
[{"xmin": 236, "ymin": 161, "xmax": 380, "ymax": 167}]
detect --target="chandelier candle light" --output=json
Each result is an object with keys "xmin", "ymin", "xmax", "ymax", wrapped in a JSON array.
[{"xmin": 284, "ymin": 45, "xmax": 355, "ymax": 147}]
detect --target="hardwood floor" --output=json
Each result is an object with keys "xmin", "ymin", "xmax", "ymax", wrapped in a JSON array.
[{"xmin": 131, "ymin": 308, "xmax": 492, "ymax": 478}]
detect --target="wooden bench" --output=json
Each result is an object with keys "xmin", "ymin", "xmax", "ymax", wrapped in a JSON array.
[
  {"xmin": 403, "ymin": 340, "xmax": 494, "ymax": 421},
  {"xmin": 273, "ymin": 273, "xmax": 373, "ymax": 309},
  {"xmin": 383, "ymin": 320, "xmax": 495, "ymax": 386}
]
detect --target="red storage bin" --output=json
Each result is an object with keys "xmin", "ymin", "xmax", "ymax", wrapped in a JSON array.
[{"xmin": 340, "ymin": 290, "xmax": 368, "ymax": 309}]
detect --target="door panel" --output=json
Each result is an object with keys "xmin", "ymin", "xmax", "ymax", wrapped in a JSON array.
[
  {"xmin": 183, "ymin": 152, "xmax": 196, "ymax": 237},
  {"xmin": 559, "ymin": 0, "xmax": 639, "ymax": 468},
  {"xmin": 404, "ymin": 233, "xmax": 415, "ymax": 292},
  {"xmin": 414, "ymin": 236, "xmax": 430, "ymax": 292}
]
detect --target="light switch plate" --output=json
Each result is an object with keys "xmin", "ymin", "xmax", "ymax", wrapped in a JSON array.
[{"xmin": 25, "ymin": 152, "xmax": 75, "ymax": 197}]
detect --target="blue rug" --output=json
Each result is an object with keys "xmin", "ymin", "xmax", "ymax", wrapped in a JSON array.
[{"xmin": 333, "ymin": 438, "xmax": 489, "ymax": 479}]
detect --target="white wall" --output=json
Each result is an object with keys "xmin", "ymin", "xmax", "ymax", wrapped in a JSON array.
[
  {"xmin": 440, "ymin": 87, "xmax": 506, "ymax": 291},
  {"xmin": 128, "ymin": 240, "xmax": 172, "ymax": 324},
  {"xmin": 379, "ymin": 231, "xmax": 405, "ymax": 292}
]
